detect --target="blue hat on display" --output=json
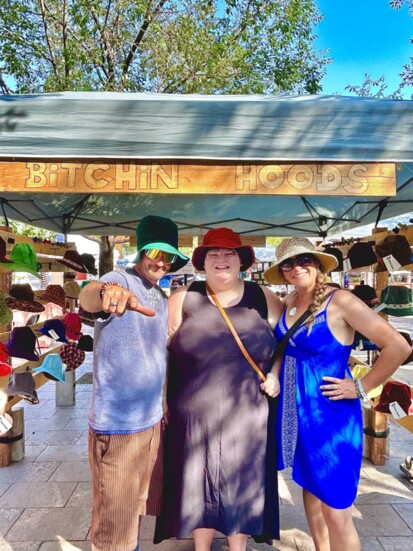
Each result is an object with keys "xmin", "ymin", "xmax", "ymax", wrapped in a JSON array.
[
  {"xmin": 33, "ymin": 354, "xmax": 66, "ymax": 383},
  {"xmin": 36, "ymin": 319, "xmax": 68, "ymax": 343}
]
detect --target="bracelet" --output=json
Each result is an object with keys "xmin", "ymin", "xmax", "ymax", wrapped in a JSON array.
[
  {"xmin": 354, "ymin": 378, "xmax": 369, "ymax": 402},
  {"xmin": 99, "ymin": 281, "xmax": 121, "ymax": 301}
]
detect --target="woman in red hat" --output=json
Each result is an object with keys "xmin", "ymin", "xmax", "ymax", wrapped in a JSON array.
[{"xmin": 155, "ymin": 228, "xmax": 283, "ymax": 550}]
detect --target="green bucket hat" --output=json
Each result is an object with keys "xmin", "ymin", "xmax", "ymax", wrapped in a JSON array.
[
  {"xmin": 134, "ymin": 215, "xmax": 189, "ymax": 272},
  {"xmin": 0, "ymin": 291, "xmax": 13, "ymax": 325},
  {"xmin": 0, "ymin": 243, "xmax": 42, "ymax": 278},
  {"xmin": 377, "ymin": 285, "xmax": 413, "ymax": 317}
]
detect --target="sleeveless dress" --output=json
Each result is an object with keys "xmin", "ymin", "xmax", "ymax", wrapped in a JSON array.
[
  {"xmin": 275, "ymin": 293, "xmax": 363, "ymax": 509},
  {"xmin": 155, "ymin": 281, "xmax": 279, "ymax": 542}
]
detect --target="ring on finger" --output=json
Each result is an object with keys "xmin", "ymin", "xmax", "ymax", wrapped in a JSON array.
[
  {"xmin": 336, "ymin": 389, "xmax": 341, "ymax": 396},
  {"xmin": 109, "ymin": 302, "xmax": 117, "ymax": 307}
]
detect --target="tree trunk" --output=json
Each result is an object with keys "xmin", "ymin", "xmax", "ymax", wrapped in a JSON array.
[{"xmin": 99, "ymin": 236, "xmax": 115, "ymax": 277}]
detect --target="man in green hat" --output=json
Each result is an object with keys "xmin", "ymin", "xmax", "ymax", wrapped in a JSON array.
[{"xmin": 79, "ymin": 215, "xmax": 189, "ymax": 551}]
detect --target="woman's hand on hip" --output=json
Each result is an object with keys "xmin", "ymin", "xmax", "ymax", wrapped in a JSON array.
[{"xmin": 320, "ymin": 376, "xmax": 358, "ymax": 400}]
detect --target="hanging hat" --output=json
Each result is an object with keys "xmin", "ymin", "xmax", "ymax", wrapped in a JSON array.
[
  {"xmin": 36, "ymin": 319, "xmax": 68, "ymax": 343},
  {"xmin": 5, "ymin": 371, "xmax": 39, "ymax": 405},
  {"xmin": 263, "ymin": 237, "xmax": 338, "ymax": 285},
  {"xmin": 134, "ymin": 215, "xmax": 189, "ymax": 272},
  {"xmin": 6, "ymin": 284, "xmax": 45, "ymax": 313},
  {"xmin": 323, "ymin": 247, "xmax": 344, "ymax": 272},
  {"xmin": 374, "ymin": 381, "xmax": 413, "ymax": 416},
  {"xmin": 33, "ymin": 354, "xmax": 66, "ymax": 383},
  {"xmin": 0, "ymin": 291, "xmax": 13, "ymax": 325},
  {"xmin": 62, "ymin": 313, "xmax": 82, "ymax": 341},
  {"xmin": 377, "ymin": 286, "xmax": 413, "ymax": 317},
  {"xmin": 0, "ymin": 342, "xmax": 8, "ymax": 363},
  {"xmin": 375, "ymin": 234, "xmax": 413, "ymax": 272},
  {"xmin": 80, "ymin": 253, "xmax": 98, "ymax": 276},
  {"xmin": 0, "ymin": 237, "xmax": 12, "ymax": 264},
  {"xmin": 78, "ymin": 334, "xmax": 93, "ymax": 352},
  {"xmin": 346, "ymin": 242, "xmax": 377, "ymax": 270},
  {"xmin": 59, "ymin": 342, "xmax": 85, "ymax": 371},
  {"xmin": 38, "ymin": 285, "xmax": 66, "ymax": 310},
  {"xmin": 350, "ymin": 365, "xmax": 383, "ymax": 399},
  {"xmin": 63, "ymin": 281, "xmax": 81, "ymax": 299},
  {"xmin": 192, "ymin": 228, "xmax": 255, "ymax": 272},
  {"xmin": 351, "ymin": 284, "xmax": 379, "ymax": 308},
  {"xmin": 5, "ymin": 327, "xmax": 39, "ymax": 361},
  {"xmin": 0, "ymin": 362, "xmax": 12, "ymax": 377},
  {"xmin": 78, "ymin": 306, "xmax": 95, "ymax": 322},
  {"xmin": 0, "ymin": 243, "xmax": 42, "ymax": 278},
  {"xmin": 57, "ymin": 250, "xmax": 87, "ymax": 273}
]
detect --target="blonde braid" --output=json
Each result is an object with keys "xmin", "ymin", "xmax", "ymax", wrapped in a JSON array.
[{"xmin": 305, "ymin": 270, "xmax": 328, "ymax": 334}]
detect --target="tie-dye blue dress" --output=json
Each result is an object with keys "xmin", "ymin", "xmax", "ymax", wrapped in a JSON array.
[{"xmin": 274, "ymin": 294, "xmax": 363, "ymax": 509}]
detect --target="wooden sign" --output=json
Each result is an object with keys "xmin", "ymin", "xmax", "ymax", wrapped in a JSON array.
[{"xmin": 0, "ymin": 161, "xmax": 395, "ymax": 196}]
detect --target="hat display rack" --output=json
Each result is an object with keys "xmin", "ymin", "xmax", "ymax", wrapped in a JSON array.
[{"xmin": 0, "ymin": 226, "xmax": 94, "ymax": 467}]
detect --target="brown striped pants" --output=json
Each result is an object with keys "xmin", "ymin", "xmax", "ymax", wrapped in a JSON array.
[{"xmin": 88, "ymin": 422, "xmax": 163, "ymax": 551}]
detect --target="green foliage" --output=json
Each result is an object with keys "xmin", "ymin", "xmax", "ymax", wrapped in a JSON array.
[
  {"xmin": 0, "ymin": 0, "xmax": 328, "ymax": 95},
  {"xmin": 0, "ymin": 218, "xmax": 58, "ymax": 239}
]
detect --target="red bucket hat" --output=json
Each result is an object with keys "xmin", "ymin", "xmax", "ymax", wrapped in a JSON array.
[
  {"xmin": 62, "ymin": 313, "xmax": 82, "ymax": 341},
  {"xmin": 192, "ymin": 228, "xmax": 255, "ymax": 271},
  {"xmin": 38, "ymin": 285, "xmax": 66, "ymax": 310},
  {"xmin": 59, "ymin": 342, "xmax": 85, "ymax": 371},
  {"xmin": 0, "ymin": 362, "xmax": 12, "ymax": 377},
  {"xmin": 0, "ymin": 342, "xmax": 8, "ymax": 363},
  {"xmin": 374, "ymin": 380, "xmax": 413, "ymax": 416}
]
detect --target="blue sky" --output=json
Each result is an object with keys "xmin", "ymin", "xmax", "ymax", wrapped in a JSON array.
[{"xmin": 316, "ymin": 0, "xmax": 413, "ymax": 96}]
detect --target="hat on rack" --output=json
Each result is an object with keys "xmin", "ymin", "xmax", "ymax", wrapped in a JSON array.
[
  {"xmin": 59, "ymin": 342, "xmax": 85, "ymax": 371},
  {"xmin": 63, "ymin": 281, "xmax": 81, "ymax": 300},
  {"xmin": 38, "ymin": 285, "xmax": 66, "ymax": 310},
  {"xmin": 263, "ymin": 237, "xmax": 338, "ymax": 285},
  {"xmin": 5, "ymin": 371, "xmax": 39, "ymax": 405},
  {"xmin": 374, "ymin": 380, "xmax": 413, "ymax": 416},
  {"xmin": 0, "ymin": 291, "xmax": 13, "ymax": 325},
  {"xmin": 377, "ymin": 286, "xmax": 413, "ymax": 317},
  {"xmin": 375, "ymin": 234, "xmax": 413, "ymax": 272},
  {"xmin": 0, "ymin": 237, "xmax": 12, "ymax": 264},
  {"xmin": 78, "ymin": 334, "xmax": 93, "ymax": 352},
  {"xmin": 78, "ymin": 306, "xmax": 95, "ymax": 322},
  {"xmin": 6, "ymin": 284, "xmax": 45, "ymax": 313},
  {"xmin": 80, "ymin": 253, "xmax": 98, "ymax": 275},
  {"xmin": 36, "ymin": 319, "xmax": 68, "ymax": 343},
  {"xmin": 351, "ymin": 284, "xmax": 379, "ymax": 308},
  {"xmin": 5, "ymin": 327, "xmax": 39, "ymax": 361},
  {"xmin": 192, "ymin": 228, "xmax": 255, "ymax": 272},
  {"xmin": 0, "ymin": 342, "xmax": 8, "ymax": 363},
  {"xmin": 62, "ymin": 313, "xmax": 82, "ymax": 341},
  {"xmin": 346, "ymin": 242, "xmax": 377, "ymax": 270},
  {"xmin": 323, "ymin": 247, "xmax": 344, "ymax": 272},
  {"xmin": 33, "ymin": 354, "xmax": 66, "ymax": 383},
  {"xmin": 0, "ymin": 362, "xmax": 12, "ymax": 377},
  {"xmin": 57, "ymin": 250, "xmax": 87, "ymax": 273},
  {"xmin": 135, "ymin": 215, "xmax": 189, "ymax": 272},
  {"xmin": 0, "ymin": 243, "xmax": 42, "ymax": 278}
]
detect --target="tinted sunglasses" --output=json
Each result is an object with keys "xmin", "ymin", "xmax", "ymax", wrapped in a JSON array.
[
  {"xmin": 279, "ymin": 254, "xmax": 314, "ymax": 272},
  {"xmin": 145, "ymin": 249, "xmax": 178, "ymax": 264}
]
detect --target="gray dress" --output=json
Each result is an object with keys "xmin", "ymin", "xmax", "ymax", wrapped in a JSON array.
[{"xmin": 155, "ymin": 281, "xmax": 279, "ymax": 542}]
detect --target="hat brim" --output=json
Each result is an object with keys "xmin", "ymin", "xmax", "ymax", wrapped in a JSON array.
[
  {"xmin": 263, "ymin": 251, "xmax": 338, "ymax": 285},
  {"xmin": 33, "ymin": 366, "xmax": 65, "ymax": 383},
  {"xmin": 36, "ymin": 327, "xmax": 68, "ymax": 343},
  {"xmin": 135, "ymin": 242, "xmax": 189, "ymax": 272},
  {"xmin": 6, "ymin": 297, "xmax": 45, "ymax": 313},
  {"xmin": 5, "ymin": 344, "xmax": 39, "ymax": 362},
  {"xmin": 0, "ymin": 256, "xmax": 13, "ymax": 264},
  {"xmin": 57, "ymin": 258, "xmax": 88, "ymax": 273},
  {"xmin": 192, "ymin": 245, "xmax": 255, "ymax": 272},
  {"xmin": 1, "ymin": 261, "xmax": 41, "ymax": 278}
]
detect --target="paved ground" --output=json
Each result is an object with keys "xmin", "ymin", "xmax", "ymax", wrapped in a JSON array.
[{"xmin": 1, "ymin": 320, "xmax": 413, "ymax": 550}]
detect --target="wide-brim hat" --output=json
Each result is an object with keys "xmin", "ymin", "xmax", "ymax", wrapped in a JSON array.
[
  {"xmin": 6, "ymin": 284, "xmax": 45, "ymax": 313},
  {"xmin": 263, "ymin": 237, "xmax": 338, "ymax": 285},
  {"xmin": 377, "ymin": 286, "xmax": 413, "ymax": 317},
  {"xmin": 36, "ymin": 319, "xmax": 68, "ymax": 343},
  {"xmin": 375, "ymin": 234, "xmax": 413, "ymax": 272},
  {"xmin": 0, "ymin": 237, "xmax": 12, "ymax": 264},
  {"xmin": 5, "ymin": 372, "xmax": 39, "ymax": 405},
  {"xmin": 5, "ymin": 327, "xmax": 39, "ymax": 362},
  {"xmin": 38, "ymin": 285, "xmax": 66, "ymax": 309},
  {"xmin": 80, "ymin": 253, "xmax": 98, "ymax": 275},
  {"xmin": 134, "ymin": 215, "xmax": 189, "ymax": 272},
  {"xmin": 57, "ymin": 250, "xmax": 87, "ymax": 273},
  {"xmin": 33, "ymin": 354, "xmax": 66, "ymax": 383},
  {"xmin": 63, "ymin": 281, "xmax": 81, "ymax": 299},
  {"xmin": 0, "ymin": 243, "xmax": 42, "ymax": 278},
  {"xmin": 192, "ymin": 228, "xmax": 255, "ymax": 272},
  {"xmin": 0, "ymin": 290, "xmax": 13, "ymax": 325},
  {"xmin": 351, "ymin": 284, "xmax": 379, "ymax": 308},
  {"xmin": 59, "ymin": 342, "xmax": 85, "ymax": 371},
  {"xmin": 323, "ymin": 247, "xmax": 344, "ymax": 272}
]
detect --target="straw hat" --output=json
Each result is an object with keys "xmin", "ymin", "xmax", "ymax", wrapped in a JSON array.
[{"xmin": 263, "ymin": 237, "xmax": 338, "ymax": 285}]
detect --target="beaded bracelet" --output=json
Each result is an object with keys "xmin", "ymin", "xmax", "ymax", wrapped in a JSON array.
[
  {"xmin": 99, "ymin": 281, "xmax": 121, "ymax": 301},
  {"xmin": 354, "ymin": 378, "xmax": 369, "ymax": 402}
]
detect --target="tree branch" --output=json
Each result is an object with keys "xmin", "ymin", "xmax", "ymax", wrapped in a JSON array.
[{"xmin": 39, "ymin": 0, "xmax": 59, "ymax": 81}]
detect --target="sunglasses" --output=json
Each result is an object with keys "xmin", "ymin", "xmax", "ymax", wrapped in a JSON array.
[
  {"xmin": 279, "ymin": 254, "xmax": 314, "ymax": 272},
  {"xmin": 145, "ymin": 249, "xmax": 178, "ymax": 264}
]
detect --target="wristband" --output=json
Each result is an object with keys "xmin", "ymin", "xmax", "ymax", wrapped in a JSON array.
[
  {"xmin": 354, "ymin": 378, "xmax": 369, "ymax": 402},
  {"xmin": 99, "ymin": 281, "xmax": 121, "ymax": 301}
]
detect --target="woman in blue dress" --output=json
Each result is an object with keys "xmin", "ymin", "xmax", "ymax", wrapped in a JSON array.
[{"xmin": 261, "ymin": 237, "xmax": 411, "ymax": 551}]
